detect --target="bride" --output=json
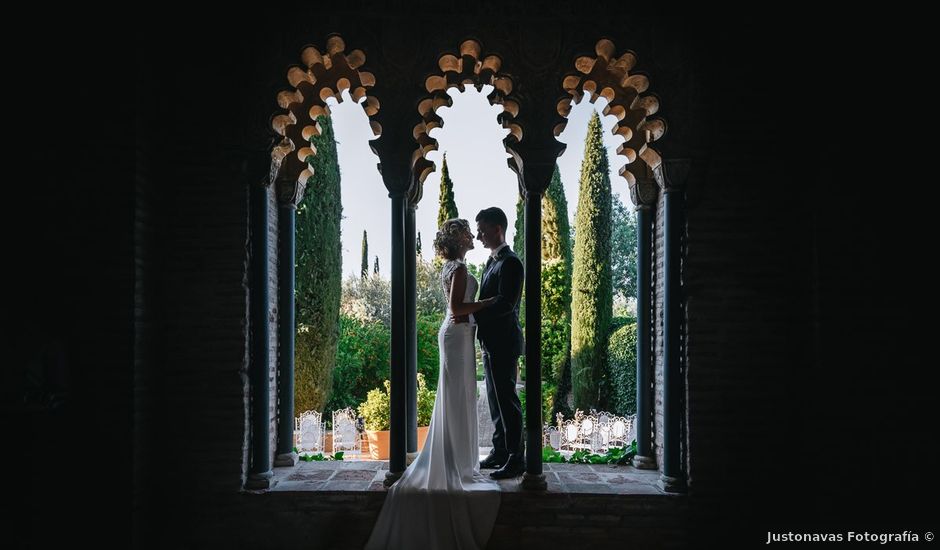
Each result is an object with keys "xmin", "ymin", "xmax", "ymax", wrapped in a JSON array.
[{"xmin": 364, "ymin": 218, "xmax": 501, "ymax": 550}]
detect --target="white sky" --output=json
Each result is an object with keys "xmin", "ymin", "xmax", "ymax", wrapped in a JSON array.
[{"xmin": 327, "ymin": 87, "xmax": 632, "ymax": 279}]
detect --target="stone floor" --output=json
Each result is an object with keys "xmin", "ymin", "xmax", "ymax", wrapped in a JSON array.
[{"xmin": 270, "ymin": 457, "xmax": 664, "ymax": 494}]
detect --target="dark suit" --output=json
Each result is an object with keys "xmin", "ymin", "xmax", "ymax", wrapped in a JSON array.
[{"xmin": 474, "ymin": 245, "xmax": 525, "ymax": 460}]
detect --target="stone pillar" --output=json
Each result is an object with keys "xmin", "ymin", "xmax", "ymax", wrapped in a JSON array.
[
  {"xmin": 405, "ymin": 202, "xmax": 418, "ymax": 462},
  {"xmin": 246, "ymin": 178, "xmax": 274, "ymax": 490},
  {"xmin": 386, "ymin": 190, "xmax": 407, "ymax": 486},
  {"xmin": 658, "ymin": 160, "xmax": 690, "ymax": 494},
  {"xmin": 274, "ymin": 177, "xmax": 306, "ymax": 468},
  {"xmin": 522, "ymin": 186, "xmax": 547, "ymax": 491},
  {"xmin": 631, "ymin": 176, "xmax": 658, "ymax": 470}
]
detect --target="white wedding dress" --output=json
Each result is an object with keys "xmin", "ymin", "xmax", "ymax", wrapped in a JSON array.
[{"xmin": 364, "ymin": 259, "xmax": 501, "ymax": 550}]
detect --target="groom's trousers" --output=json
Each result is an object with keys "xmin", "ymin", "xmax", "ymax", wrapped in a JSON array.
[{"xmin": 481, "ymin": 341, "xmax": 524, "ymax": 458}]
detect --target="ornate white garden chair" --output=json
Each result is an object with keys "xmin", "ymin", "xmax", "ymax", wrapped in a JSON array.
[
  {"xmin": 591, "ymin": 409, "xmax": 614, "ymax": 452},
  {"xmin": 543, "ymin": 425, "xmax": 562, "ymax": 450},
  {"xmin": 331, "ymin": 407, "xmax": 362, "ymax": 456},
  {"xmin": 560, "ymin": 409, "xmax": 598, "ymax": 453},
  {"xmin": 607, "ymin": 414, "xmax": 634, "ymax": 449},
  {"xmin": 295, "ymin": 410, "xmax": 325, "ymax": 455}
]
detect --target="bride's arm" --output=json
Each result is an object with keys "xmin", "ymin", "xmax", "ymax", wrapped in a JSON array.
[{"xmin": 449, "ymin": 264, "xmax": 496, "ymax": 316}]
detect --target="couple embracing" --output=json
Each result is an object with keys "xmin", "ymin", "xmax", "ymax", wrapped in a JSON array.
[{"xmin": 365, "ymin": 206, "xmax": 525, "ymax": 550}]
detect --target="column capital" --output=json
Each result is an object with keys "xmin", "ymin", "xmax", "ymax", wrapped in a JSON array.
[
  {"xmin": 275, "ymin": 177, "xmax": 306, "ymax": 208},
  {"xmin": 660, "ymin": 158, "xmax": 692, "ymax": 191},
  {"xmin": 630, "ymin": 175, "xmax": 660, "ymax": 207}
]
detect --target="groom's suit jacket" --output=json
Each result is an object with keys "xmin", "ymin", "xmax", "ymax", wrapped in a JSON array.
[{"xmin": 474, "ymin": 245, "xmax": 524, "ymax": 356}]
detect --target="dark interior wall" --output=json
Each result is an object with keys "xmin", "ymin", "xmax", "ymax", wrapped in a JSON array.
[{"xmin": 8, "ymin": 6, "xmax": 934, "ymax": 549}]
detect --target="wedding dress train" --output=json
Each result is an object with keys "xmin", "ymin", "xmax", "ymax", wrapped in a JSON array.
[{"xmin": 364, "ymin": 260, "xmax": 500, "ymax": 550}]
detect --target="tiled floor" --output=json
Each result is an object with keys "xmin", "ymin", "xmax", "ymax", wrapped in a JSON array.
[{"xmin": 270, "ymin": 458, "xmax": 664, "ymax": 494}]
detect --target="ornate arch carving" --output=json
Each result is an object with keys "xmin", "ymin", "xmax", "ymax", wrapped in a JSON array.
[
  {"xmin": 410, "ymin": 38, "xmax": 522, "ymax": 205},
  {"xmin": 268, "ymin": 34, "xmax": 381, "ymax": 204},
  {"xmin": 557, "ymin": 38, "xmax": 665, "ymax": 207}
]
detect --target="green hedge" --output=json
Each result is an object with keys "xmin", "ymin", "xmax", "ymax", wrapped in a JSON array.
[{"xmin": 606, "ymin": 322, "xmax": 637, "ymax": 416}]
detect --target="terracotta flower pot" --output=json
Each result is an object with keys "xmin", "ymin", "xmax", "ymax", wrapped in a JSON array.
[
  {"xmin": 366, "ymin": 426, "xmax": 430, "ymax": 460},
  {"xmin": 366, "ymin": 429, "xmax": 389, "ymax": 460},
  {"xmin": 417, "ymin": 426, "xmax": 429, "ymax": 451}
]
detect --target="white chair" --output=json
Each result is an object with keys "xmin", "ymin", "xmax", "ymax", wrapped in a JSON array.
[
  {"xmin": 559, "ymin": 409, "xmax": 598, "ymax": 453},
  {"xmin": 295, "ymin": 410, "xmax": 325, "ymax": 455},
  {"xmin": 607, "ymin": 414, "xmax": 633, "ymax": 449},
  {"xmin": 543, "ymin": 425, "xmax": 561, "ymax": 450},
  {"xmin": 331, "ymin": 407, "xmax": 362, "ymax": 456},
  {"xmin": 590, "ymin": 409, "xmax": 614, "ymax": 452},
  {"xmin": 561, "ymin": 420, "xmax": 581, "ymax": 452},
  {"xmin": 624, "ymin": 413, "xmax": 637, "ymax": 444}
]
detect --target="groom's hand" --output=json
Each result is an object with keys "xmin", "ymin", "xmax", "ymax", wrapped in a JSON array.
[{"xmin": 451, "ymin": 314, "xmax": 470, "ymax": 324}]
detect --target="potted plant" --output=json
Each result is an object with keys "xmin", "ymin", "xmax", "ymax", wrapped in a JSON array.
[
  {"xmin": 359, "ymin": 381, "xmax": 391, "ymax": 459},
  {"xmin": 358, "ymin": 374, "xmax": 436, "ymax": 459}
]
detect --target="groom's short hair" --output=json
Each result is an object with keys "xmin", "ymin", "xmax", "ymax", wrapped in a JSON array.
[{"xmin": 475, "ymin": 207, "xmax": 508, "ymax": 232}]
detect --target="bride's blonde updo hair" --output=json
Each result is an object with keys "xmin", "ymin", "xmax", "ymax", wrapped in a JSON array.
[{"xmin": 433, "ymin": 218, "xmax": 470, "ymax": 260}]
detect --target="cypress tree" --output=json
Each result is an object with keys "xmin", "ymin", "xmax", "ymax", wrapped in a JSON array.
[
  {"xmin": 513, "ymin": 191, "xmax": 525, "ymax": 268},
  {"xmin": 360, "ymin": 230, "xmax": 369, "ymax": 280},
  {"xmin": 541, "ymin": 165, "xmax": 572, "ymax": 388},
  {"xmin": 436, "ymin": 153, "xmax": 458, "ymax": 228},
  {"xmin": 570, "ymin": 112, "xmax": 613, "ymax": 410},
  {"xmin": 295, "ymin": 115, "xmax": 343, "ymax": 413}
]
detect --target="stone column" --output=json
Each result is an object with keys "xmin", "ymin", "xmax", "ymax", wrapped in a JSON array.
[
  {"xmin": 405, "ymin": 202, "xmax": 418, "ymax": 462},
  {"xmin": 274, "ymin": 177, "xmax": 306, "ymax": 467},
  {"xmin": 631, "ymin": 176, "xmax": 658, "ymax": 470},
  {"xmin": 521, "ymin": 185, "xmax": 547, "ymax": 490},
  {"xmin": 246, "ymin": 177, "xmax": 274, "ymax": 490},
  {"xmin": 658, "ymin": 160, "xmax": 690, "ymax": 493},
  {"xmin": 386, "ymin": 190, "xmax": 407, "ymax": 485}
]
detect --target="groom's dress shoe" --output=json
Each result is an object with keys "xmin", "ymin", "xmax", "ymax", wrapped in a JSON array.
[
  {"xmin": 479, "ymin": 453, "xmax": 507, "ymax": 469},
  {"xmin": 489, "ymin": 461, "xmax": 525, "ymax": 479}
]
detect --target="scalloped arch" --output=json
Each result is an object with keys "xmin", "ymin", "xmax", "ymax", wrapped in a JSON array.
[
  {"xmin": 410, "ymin": 39, "xmax": 523, "ymax": 201},
  {"xmin": 269, "ymin": 35, "xmax": 381, "ymax": 189},
  {"xmin": 558, "ymin": 39, "xmax": 666, "ymax": 202}
]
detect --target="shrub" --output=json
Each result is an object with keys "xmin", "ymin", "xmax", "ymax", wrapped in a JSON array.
[
  {"xmin": 357, "ymin": 375, "xmax": 437, "ymax": 431},
  {"xmin": 607, "ymin": 322, "xmax": 638, "ymax": 416},
  {"xmin": 326, "ymin": 315, "xmax": 390, "ymax": 412},
  {"xmin": 417, "ymin": 373, "xmax": 435, "ymax": 426},
  {"xmin": 358, "ymin": 380, "xmax": 391, "ymax": 431}
]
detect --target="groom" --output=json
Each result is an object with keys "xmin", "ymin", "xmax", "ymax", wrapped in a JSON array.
[{"xmin": 471, "ymin": 207, "xmax": 526, "ymax": 479}]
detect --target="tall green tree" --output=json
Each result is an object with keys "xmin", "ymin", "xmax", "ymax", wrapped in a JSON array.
[
  {"xmin": 541, "ymin": 165, "xmax": 573, "ymax": 389},
  {"xmin": 611, "ymin": 193, "xmax": 638, "ymax": 309},
  {"xmin": 373, "ymin": 255, "xmax": 380, "ymax": 276},
  {"xmin": 570, "ymin": 112, "xmax": 613, "ymax": 410},
  {"xmin": 416, "ymin": 231, "xmax": 423, "ymax": 257},
  {"xmin": 512, "ymin": 191, "xmax": 526, "ymax": 330},
  {"xmin": 436, "ymin": 153, "xmax": 458, "ymax": 228},
  {"xmin": 513, "ymin": 191, "xmax": 525, "ymax": 268},
  {"xmin": 295, "ymin": 115, "xmax": 343, "ymax": 413},
  {"xmin": 360, "ymin": 230, "xmax": 369, "ymax": 280}
]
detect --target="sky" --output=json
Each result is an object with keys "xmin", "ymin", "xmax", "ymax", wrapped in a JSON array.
[{"xmin": 327, "ymin": 86, "xmax": 632, "ymax": 279}]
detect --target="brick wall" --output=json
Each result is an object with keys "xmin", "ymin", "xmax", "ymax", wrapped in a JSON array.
[
  {"xmin": 268, "ymin": 187, "xmax": 281, "ymax": 464},
  {"xmin": 653, "ymin": 189, "xmax": 666, "ymax": 471},
  {"xmin": 143, "ymin": 490, "xmax": 687, "ymax": 549}
]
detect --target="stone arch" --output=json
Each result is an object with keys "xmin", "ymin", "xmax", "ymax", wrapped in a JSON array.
[
  {"xmin": 557, "ymin": 38, "xmax": 666, "ymax": 206},
  {"xmin": 410, "ymin": 38, "xmax": 523, "ymax": 203},
  {"xmin": 269, "ymin": 34, "xmax": 382, "ymax": 195}
]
